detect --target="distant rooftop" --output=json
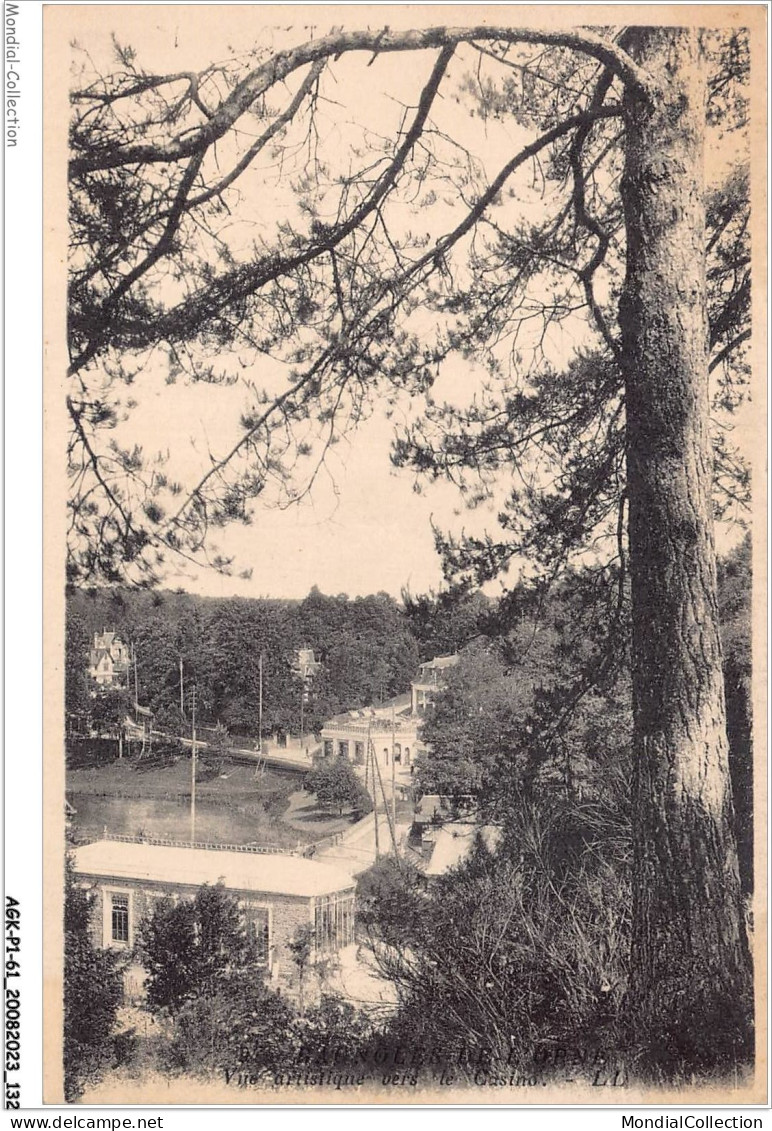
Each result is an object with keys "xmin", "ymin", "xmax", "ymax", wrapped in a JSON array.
[
  {"xmin": 73, "ymin": 840, "xmax": 355, "ymax": 898},
  {"xmin": 419, "ymin": 654, "xmax": 459, "ymax": 672},
  {"xmin": 424, "ymin": 823, "xmax": 502, "ymax": 877},
  {"xmin": 321, "ymin": 656, "xmax": 457, "ymax": 732},
  {"xmin": 380, "ymin": 692, "xmax": 412, "ymax": 713},
  {"xmin": 322, "ymin": 712, "xmax": 420, "ymax": 735},
  {"xmin": 324, "ymin": 691, "xmax": 412, "ymax": 728}
]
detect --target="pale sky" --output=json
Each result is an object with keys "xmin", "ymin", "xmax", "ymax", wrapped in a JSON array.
[
  {"xmin": 65, "ymin": 6, "xmax": 550, "ymax": 600},
  {"xmin": 62, "ymin": 5, "xmax": 754, "ymax": 600}
]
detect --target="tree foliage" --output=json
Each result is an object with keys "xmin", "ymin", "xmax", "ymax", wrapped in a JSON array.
[
  {"xmin": 66, "ymin": 585, "xmax": 419, "ymax": 738},
  {"xmin": 306, "ymin": 754, "xmax": 372, "ymax": 816},
  {"xmin": 417, "ymin": 565, "xmax": 631, "ymax": 802},
  {"xmin": 63, "ymin": 858, "xmax": 124, "ymax": 1100},
  {"xmin": 88, "ymin": 686, "xmax": 132, "ymax": 737},
  {"xmin": 138, "ymin": 882, "xmax": 261, "ymax": 1013},
  {"xmin": 418, "ymin": 552, "xmax": 751, "ymax": 889},
  {"xmin": 66, "ymin": 23, "xmax": 749, "ymax": 585},
  {"xmin": 400, "ymin": 586, "xmax": 490, "ymax": 661},
  {"xmin": 165, "ymin": 976, "xmax": 296, "ymax": 1078}
]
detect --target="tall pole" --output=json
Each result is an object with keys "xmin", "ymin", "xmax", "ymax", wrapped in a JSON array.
[
  {"xmin": 258, "ymin": 652, "xmax": 264, "ymax": 754},
  {"xmin": 391, "ymin": 707, "xmax": 397, "ymax": 836},
  {"xmin": 190, "ymin": 687, "xmax": 197, "ymax": 844},
  {"xmin": 134, "ymin": 642, "xmax": 144, "ymax": 756},
  {"xmin": 372, "ymin": 732, "xmax": 399, "ymax": 861},
  {"xmin": 179, "ymin": 656, "xmax": 185, "ymax": 718},
  {"xmin": 299, "ymin": 681, "xmax": 305, "ymax": 749},
  {"xmin": 369, "ymin": 727, "xmax": 380, "ymax": 863}
]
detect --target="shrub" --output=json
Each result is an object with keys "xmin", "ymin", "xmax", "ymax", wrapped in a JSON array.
[
  {"xmin": 63, "ymin": 858, "xmax": 124, "ymax": 1100},
  {"xmin": 363, "ymin": 794, "xmax": 632, "ymax": 1081},
  {"xmin": 138, "ymin": 882, "xmax": 263, "ymax": 1013},
  {"xmin": 306, "ymin": 754, "xmax": 372, "ymax": 815},
  {"xmin": 164, "ymin": 975, "xmax": 296, "ymax": 1078},
  {"xmin": 293, "ymin": 996, "xmax": 376, "ymax": 1067}
]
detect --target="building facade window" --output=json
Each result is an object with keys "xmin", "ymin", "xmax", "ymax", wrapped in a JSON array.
[
  {"xmin": 314, "ymin": 893, "xmax": 355, "ymax": 953},
  {"xmin": 338, "ymin": 740, "xmax": 349, "ymax": 759},
  {"xmin": 324, "ymin": 740, "xmax": 334, "ymax": 759},
  {"xmin": 110, "ymin": 893, "xmax": 130, "ymax": 944},
  {"xmin": 354, "ymin": 741, "xmax": 365, "ymax": 764},
  {"xmin": 242, "ymin": 904, "xmax": 271, "ymax": 966}
]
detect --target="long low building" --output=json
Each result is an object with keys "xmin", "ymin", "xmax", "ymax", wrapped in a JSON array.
[{"xmin": 72, "ymin": 840, "xmax": 356, "ymax": 993}]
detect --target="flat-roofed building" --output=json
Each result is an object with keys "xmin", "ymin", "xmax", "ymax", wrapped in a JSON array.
[
  {"xmin": 320, "ymin": 708, "xmax": 425, "ymax": 789},
  {"xmin": 72, "ymin": 840, "xmax": 356, "ymax": 993}
]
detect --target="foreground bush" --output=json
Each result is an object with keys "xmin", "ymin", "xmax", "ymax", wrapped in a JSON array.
[
  {"xmin": 163, "ymin": 976, "xmax": 296, "ymax": 1078},
  {"xmin": 363, "ymin": 796, "xmax": 631, "ymax": 1080},
  {"xmin": 138, "ymin": 882, "xmax": 264, "ymax": 1012},
  {"xmin": 162, "ymin": 979, "xmax": 377, "ymax": 1082},
  {"xmin": 63, "ymin": 859, "xmax": 124, "ymax": 1100}
]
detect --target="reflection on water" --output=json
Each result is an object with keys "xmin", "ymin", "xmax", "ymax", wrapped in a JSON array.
[{"xmin": 68, "ymin": 793, "xmax": 288, "ymax": 846}]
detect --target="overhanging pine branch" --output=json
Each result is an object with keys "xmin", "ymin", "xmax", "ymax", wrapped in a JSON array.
[
  {"xmin": 69, "ymin": 25, "xmax": 652, "ymax": 175},
  {"xmin": 114, "ymin": 103, "xmax": 625, "ymax": 359}
]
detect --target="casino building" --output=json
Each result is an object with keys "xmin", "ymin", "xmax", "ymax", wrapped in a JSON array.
[{"xmin": 319, "ymin": 654, "xmax": 459, "ymax": 794}]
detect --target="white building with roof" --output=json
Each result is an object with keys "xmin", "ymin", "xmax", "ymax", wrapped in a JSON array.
[
  {"xmin": 422, "ymin": 823, "xmax": 503, "ymax": 877},
  {"xmin": 318, "ymin": 655, "xmax": 459, "ymax": 795},
  {"xmin": 320, "ymin": 704, "xmax": 425, "ymax": 787},
  {"xmin": 410, "ymin": 654, "xmax": 459, "ymax": 715},
  {"xmin": 72, "ymin": 840, "xmax": 356, "ymax": 993}
]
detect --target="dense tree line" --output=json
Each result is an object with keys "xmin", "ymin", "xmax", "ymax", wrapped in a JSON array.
[{"xmin": 66, "ymin": 585, "xmax": 429, "ymax": 738}]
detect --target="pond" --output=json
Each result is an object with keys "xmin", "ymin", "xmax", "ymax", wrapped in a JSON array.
[{"xmin": 67, "ymin": 792, "xmax": 304, "ymax": 849}]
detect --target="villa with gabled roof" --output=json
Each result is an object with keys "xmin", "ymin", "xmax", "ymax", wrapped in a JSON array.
[{"xmin": 88, "ymin": 630, "xmax": 130, "ymax": 688}]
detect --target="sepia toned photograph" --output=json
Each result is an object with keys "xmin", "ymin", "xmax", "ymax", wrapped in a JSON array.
[{"xmin": 42, "ymin": 2, "xmax": 766, "ymax": 1107}]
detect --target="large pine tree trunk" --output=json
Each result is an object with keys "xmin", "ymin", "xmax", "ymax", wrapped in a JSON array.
[{"xmin": 619, "ymin": 28, "xmax": 752, "ymax": 1069}]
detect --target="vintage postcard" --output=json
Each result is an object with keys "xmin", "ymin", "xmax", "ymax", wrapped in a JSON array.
[{"xmin": 28, "ymin": 0, "xmax": 769, "ymax": 1112}]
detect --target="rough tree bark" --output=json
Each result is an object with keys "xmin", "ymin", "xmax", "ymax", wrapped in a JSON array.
[{"xmin": 620, "ymin": 27, "xmax": 752, "ymax": 1067}]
